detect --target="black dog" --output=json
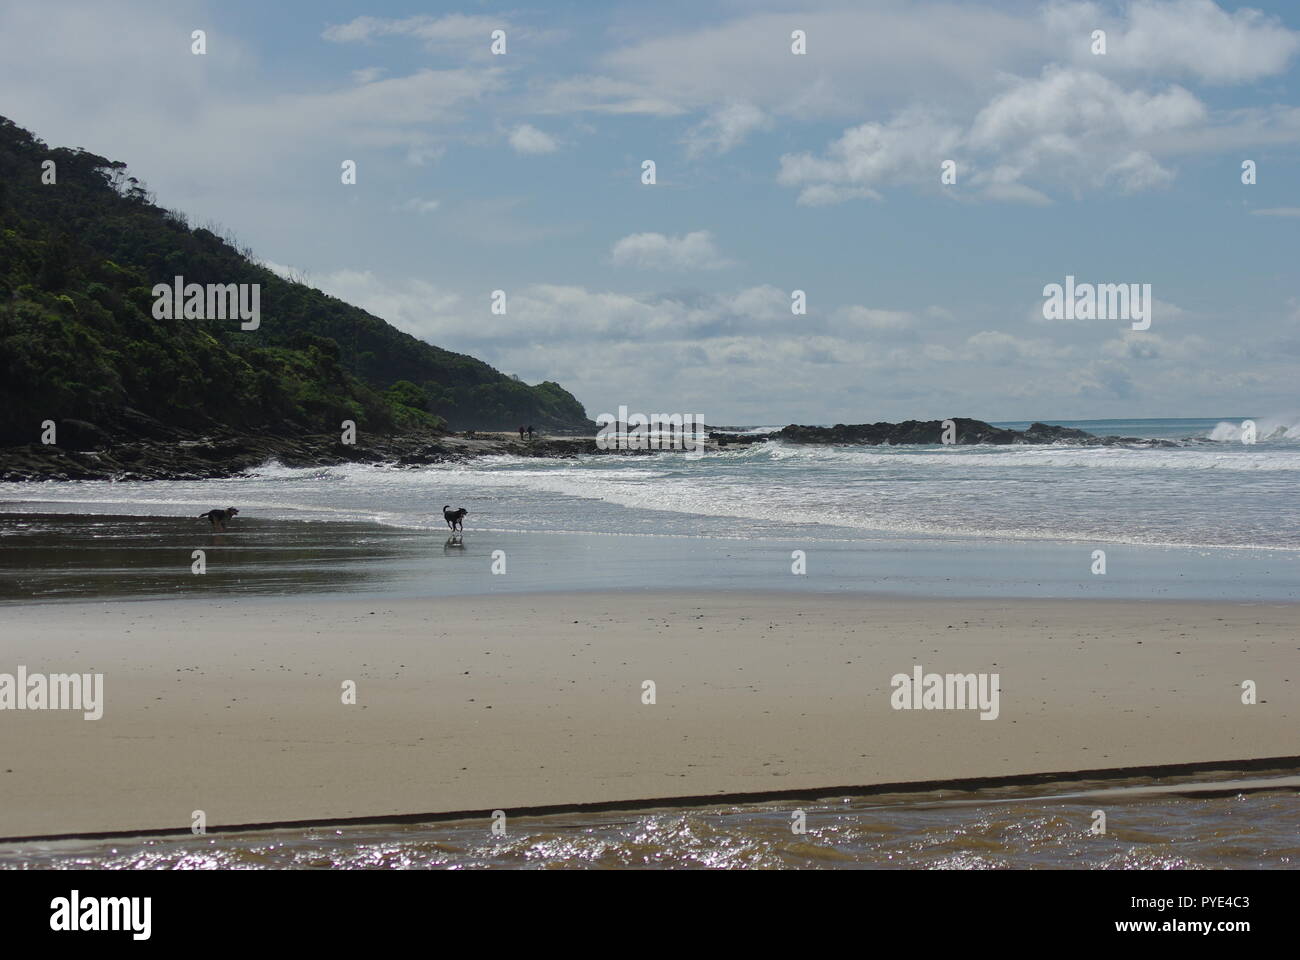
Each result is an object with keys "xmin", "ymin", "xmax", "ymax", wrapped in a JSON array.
[
  {"xmin": 200, "ymin": 507, "xmax": 239, "ymax": 531},
  {"xmin": 442, "ymin": 505, "xmax": 467, "ymax": 531}
]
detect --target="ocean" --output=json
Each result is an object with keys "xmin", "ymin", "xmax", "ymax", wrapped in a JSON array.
[
  {"xmin": 2, "ymin": 417, "xmax": 1297, "ymax": 603},
  {"xmin": 5, "ymin": 417, "xmax": 1298, "ymax": 547}
]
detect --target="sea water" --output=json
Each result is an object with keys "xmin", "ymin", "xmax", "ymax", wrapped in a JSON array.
[{"xmin": 1, "ymin": 418, "xmax": 1297, "ymax": 602}]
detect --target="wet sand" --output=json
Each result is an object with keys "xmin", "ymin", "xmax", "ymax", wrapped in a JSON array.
[
  {"xmin": 2, "ymin": 512, "xmax": 1295, "ymax": 604},
  {"xmin": 1, "ymin": 590, "xmax": 1296, "ymax": 839}
]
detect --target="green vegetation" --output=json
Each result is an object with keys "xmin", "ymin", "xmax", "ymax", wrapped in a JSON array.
[{"xmin": 0, "ymin": 116, "xmax": 591, "ymax": 445}]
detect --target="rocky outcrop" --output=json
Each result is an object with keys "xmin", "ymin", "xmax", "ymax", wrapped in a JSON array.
[
  {"xmin": 722, "ymin": 418, "xmax": 1170, "ymax": 447},
  {"xmin": 0, "ymin": 427, "xmax": 628, "ymax": 481},
  {"xmin": 0, "ymin": 416, "xmax": 1177, "ymax": 480}
]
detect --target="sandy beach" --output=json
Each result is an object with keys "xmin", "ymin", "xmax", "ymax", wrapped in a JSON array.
[{"xmin": 1, "ymin": 591, "xmax": 1295, "ymax": 840}]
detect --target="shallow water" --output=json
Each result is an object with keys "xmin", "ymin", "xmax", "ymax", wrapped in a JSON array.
[
  {"xmin": 4, "ymin": 772, "xmax": 1296, "ymax": 870},
  {"xmin": 0, "ymin": 512, "xmax": 1294, "ymax": 602},
  {"xmin": 4, "ymin": 418, "xmax": 1298, "ymax": 603},
  {"xmin": 3, "ymin": 418, "xmax": 1300, "ymax": 550}
]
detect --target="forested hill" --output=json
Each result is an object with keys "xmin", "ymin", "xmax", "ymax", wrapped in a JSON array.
[{"xmin": 0, "ymin": 116, "xmax": 592, "ymax": 446}]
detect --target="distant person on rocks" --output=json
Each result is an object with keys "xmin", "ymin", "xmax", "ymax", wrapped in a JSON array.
[
  {"xmin": 518, "ymin": 425, "xmax": 525, "ymax": 440},
  {"xmin": 527, "ymin": 425, "xmax": 535, "ymax": 440}
]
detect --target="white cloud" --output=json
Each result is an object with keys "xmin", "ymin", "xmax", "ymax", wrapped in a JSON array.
[
  {"xmin": 557, "ymin": 0, "xmax": 1294, "ymax": 130},
  {"xmin": 779, "ymin": 106, "xmax": 962, "ymax": 199},
  {"xmin": 684, "ymin": 101, "xmax": 769, "ymax": 156},
  {"xmin": 967, "ymin": 331, "xmax": 1076, "ymax": 363},
  {"xmin": 782, "ymin": 67, "xmax": 1208, "ymax": 203},
  {"xmin": 981, "ymin": 182, "xmax": 1052, "ymax": 206},
  {"xmin": 323, "ymin": 14, "xmax": 508, "ymax": 50},
  {"xmin": 587, "ymin": 6, "xmax": 1044, "ymax": 119},
  {"xmin": 301, "ymin": 269, "xmax": 463, "ymax": 338},
  {"xmin": 530, "ymin": 75, "xmax": 687, "ymax": 116},
  {"xmin": 832, "ymin": 306, "xmax": 916, "ymax": 333},
  {"xmin": 610, "ymin": 231, "xmax": 734, "ymax": 271},
  {"xmin": 796, "ymin": 185, "xmax": 883, "ymax": 206},
  {"xmin": 0, "ymin": 0, "xmax": 503, "ymax": 197},
  {"xmin": 406, "ymin": 144, "xmax": 446, "ymax": 166},
  {"xmin": 507, "ymin": 123, "xmax": 559, "ymax": 154},
  {"xmin": 402, "ymin": 198, "xmax": 441, "ymax": 214},
  {"xmin": 968, "ymin": 67, "xmax": 1204, "ymax": 158},
  {"xmin": 965, "ymin": 67, "xmax": 1206, "ymax": 195},
  {"xmin": 1100, "ymin": 330, "xmax": 1210, "ymax": 362},
  {"xmin": 1046, "ymin": 0, "xmax": 1300, "ymax": 84},
  {"xmin": 261, "ymin": 260, "xmax": 307, "ymax": 283}
]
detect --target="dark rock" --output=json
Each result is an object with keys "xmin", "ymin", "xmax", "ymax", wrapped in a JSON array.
[
  {"xmin": 117, "ymin": 407, "xmax": 173, "ymax": 440},
  {"xmin": 767, "ymin": 418, "xmax": 1170, "ymax": 447},
  {"xmin": 57, "ymin": 419, "xmax": 111, "ymax": 451}
]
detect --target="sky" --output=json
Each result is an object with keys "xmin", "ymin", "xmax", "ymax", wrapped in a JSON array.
[{"xmin": 1, "ymin": 0, "xmax": 1298, "ymax": 424}]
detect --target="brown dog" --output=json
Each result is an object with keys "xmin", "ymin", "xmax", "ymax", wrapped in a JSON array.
[{"xmin": 200, "ymin": 507, "xmax": 239, "ymax": 531}]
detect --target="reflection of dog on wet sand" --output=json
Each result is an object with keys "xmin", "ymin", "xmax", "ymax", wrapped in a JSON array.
[
  {"xmin": 442, "ymin": 505, "xmax": 468, "ymax": 531},
  {"xmin": 200, "ymin": 507, "xmax": 239, "ymax": 531}
]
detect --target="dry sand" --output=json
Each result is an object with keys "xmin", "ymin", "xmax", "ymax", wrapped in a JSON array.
[{"xmin": 1, "ymin": 592, "xmax": 1296, "ymax": 838}]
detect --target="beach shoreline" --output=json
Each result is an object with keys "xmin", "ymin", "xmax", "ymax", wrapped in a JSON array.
[
  {"xmin": 2, "ymin": 511, "xmax": 1296, "ymax": 605},
  {"xmin": 2, "ymin": 589, "xmax": 1296, "ymax": 840}
]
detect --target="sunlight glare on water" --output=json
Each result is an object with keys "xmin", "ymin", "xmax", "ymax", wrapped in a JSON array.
[{"xmin": 4, "ymin": 775, "xmax": 1296, "ymax": 870}]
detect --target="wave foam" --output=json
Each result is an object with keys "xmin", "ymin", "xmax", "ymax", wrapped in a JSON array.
[{"xmin": 1206, "ymin": 414, "xmax": 1300, "ymax": 443}]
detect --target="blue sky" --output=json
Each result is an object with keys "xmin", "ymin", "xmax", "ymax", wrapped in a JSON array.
[{"xmin": 2, "ymin": 0, "xmax": 1299, "ymax": 423}]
